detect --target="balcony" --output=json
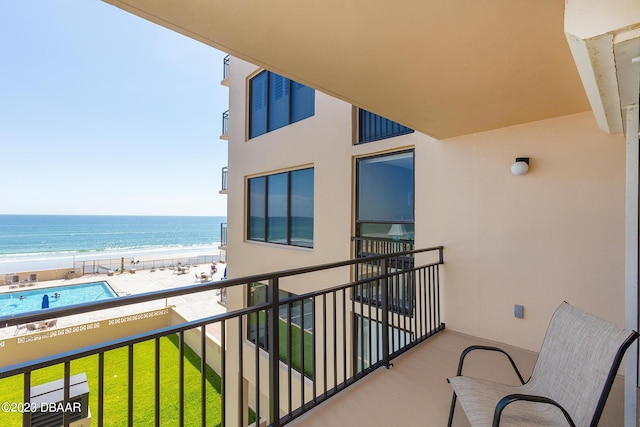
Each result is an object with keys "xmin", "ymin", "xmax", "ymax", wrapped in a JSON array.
[
  {"xmin": 0, "ymin": 246, "xmax": 623, "ymax": 426},
  {"xmin": 221, "ymin": 54, "xmax": 230, "ymax": 87},
  {"xmin": 220, "ymin": 110, "xmax": 229, "ymax": 140},
  {"xmin": 0, "ymin": 247, "xmax": 449, "ymax": 426},
  {"xmin": 287, "ymin": 330, "xmax": 627, "ymax": 426},
  {"xmin": 220, "ymin": 166, "xmax": 228, "ymax": 194},
  {"xmin": 219, "ymin": 222, "xmax": 227, "ymax": 250}
]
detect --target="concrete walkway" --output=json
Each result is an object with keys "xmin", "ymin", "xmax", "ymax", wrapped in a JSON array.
[{"xmin": 0, "ymin": 263, "xmax": 228, "ymax": 339}]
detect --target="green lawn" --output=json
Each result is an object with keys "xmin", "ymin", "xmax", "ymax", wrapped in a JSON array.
[{"xmin": 0, "ymin": 334, "xmax": 255, "ymax": 427}]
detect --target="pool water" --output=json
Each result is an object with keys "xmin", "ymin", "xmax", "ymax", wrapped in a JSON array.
[{"xmin": 0, "ymin": 281, "xmax": 117, "ymax": 316}]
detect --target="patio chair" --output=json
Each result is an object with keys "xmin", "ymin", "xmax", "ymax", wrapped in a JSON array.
[
  {"xmin": 25, "ymin": 323, "xmax": 40, "ymax": 332},
  {"xmin": 447, "ymin": 302, "xmax": 638, "ymax": 427},
  {"xmin": 28, "ymin": 273, "xmax": 38, "ymax": 285},
  {"xmin": 41, "ymin": 319, "xmax": 57, "ymax": 330}
]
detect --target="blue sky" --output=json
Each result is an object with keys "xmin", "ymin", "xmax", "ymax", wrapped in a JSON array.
[{"xmin": 0, "ymin": 1, "xmax": 228, "ymax": 216}]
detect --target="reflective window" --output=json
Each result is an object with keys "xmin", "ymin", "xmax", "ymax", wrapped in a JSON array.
[
  {"xmin": 357, "ymin": 151, "xmax": 414, "ymax": 224},
  {"xmin": 247, "ymin": 168, "xmax": 314, "ymax": 248},
  {"xmin": 267, "ymin": 173, "xmax": 288, "ymax": 244},
  {"xmin": 248, "ymin": 176, "xmax": 266, "ymax": 241},
  {"xmin": 290, "ymin": 168, "xmax": 314, "ymax": 248},
  {"xmin": 249, "ymin": 71, "xmax": 314, "ymax": 139},
  {"xmin": 357, "ymin": 109, "xmax": 414, "ymax": 144}
]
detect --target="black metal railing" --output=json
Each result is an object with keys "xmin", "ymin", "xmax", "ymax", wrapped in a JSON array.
[
  {"xmin": 222, "ymin": 110, "xmax": 229, "ymax": 137},
  {"xmin": 353, "ymin": 236, "xmax": 415, "ymax": 315},
  {"xmin": 220, "ymin": 222, "xmax": 227, "ymax": 248},
  {"xmin": 223, "ymin": 54, "xmax": 230, "ymax": 80},
  {"xmin": 0, "ymin": 246, "xmax": 443, "ymax": 427},
  {"xmin": 221, "ymin": 166, "xmax": 228, "ymax": 192}
]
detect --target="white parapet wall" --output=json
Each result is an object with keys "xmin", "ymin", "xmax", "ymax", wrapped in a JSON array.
[{"xmin": 0, "ymin": 308, "xmax": 171, "ymax": 367}]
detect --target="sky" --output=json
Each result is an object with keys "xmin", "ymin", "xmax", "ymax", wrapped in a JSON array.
[{"xmin": 0, "ymin": 1, "xmax": 229, "ymax": 216}]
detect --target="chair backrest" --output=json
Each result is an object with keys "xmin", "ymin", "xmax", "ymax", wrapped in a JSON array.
[{"xmin": 528, "ymin": 302, "xmax": 637, "ymax": 427}]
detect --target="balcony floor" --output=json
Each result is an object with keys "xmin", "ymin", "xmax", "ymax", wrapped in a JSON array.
[{"xmin": 288, "ymin": 330, "xmax": 627, "ymax": 427}]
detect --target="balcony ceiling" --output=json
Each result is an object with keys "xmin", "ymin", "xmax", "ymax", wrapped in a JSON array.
[{"xmin": 104, "ymin": 0, "xmax": 591, "ymax": 139}]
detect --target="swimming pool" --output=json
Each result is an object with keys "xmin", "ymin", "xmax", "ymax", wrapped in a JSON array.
[{"xmin": 0, "ymin": 281, "xmax": 117, "ymax": 317}]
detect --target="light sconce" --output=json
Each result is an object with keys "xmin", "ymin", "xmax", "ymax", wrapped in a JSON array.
[{"xmin": 511, "ymin": 157, "xmax": 530, "ymax": 176}]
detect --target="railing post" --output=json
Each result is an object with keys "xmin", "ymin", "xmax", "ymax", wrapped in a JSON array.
[
  {"xmin": 381, "ymin": 257, "xmax": 391, "ymax": 368},
  {"xmin": 268, "ymin": 278, "xmax": 281, "ymax": 426}
]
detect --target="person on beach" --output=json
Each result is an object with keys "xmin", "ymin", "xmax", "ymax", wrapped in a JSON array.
[{"xmin": 211, "ymin": 263, "xmax": 217, "ymax": 274}]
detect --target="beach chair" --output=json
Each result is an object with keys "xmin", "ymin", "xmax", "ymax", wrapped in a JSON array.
[
  {"xmin": 25, "ymin": 323, "xmax": 40, "ymax": 332},
  {"xmin": 28, "ymin": 273, "xmax": 38, "ymax": 286},
  {"xmin": 447, "ymin": 302, "xmax": 638, "ymax": 427},
  {"xmin": 41, "ymin": 319, "xmax": 58, "ymax": 330}
]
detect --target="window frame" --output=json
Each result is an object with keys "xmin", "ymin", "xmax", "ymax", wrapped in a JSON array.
[
  {"xmin": 248, "ymin": 70, "xmax": 315, "ymax": 139},
  {"xmin": 247, "ymin": 167, "xmax": 314, "ymax": 248},
  {"xmin": 355, "ymin": 149, "xmax": 415, "ymax": 229},
  {"xmin": 356, "ymin": 108, "xmax": 414, "ymax": 144}
]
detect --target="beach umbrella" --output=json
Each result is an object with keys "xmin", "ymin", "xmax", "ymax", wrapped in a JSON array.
[{"xmin": 42, "ymin": 294, "xmax": 49, "ymax": 309}]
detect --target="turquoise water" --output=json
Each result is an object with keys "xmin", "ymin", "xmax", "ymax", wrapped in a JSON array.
[
  {"xmin": 0, "ymin": 215, "xmax": 226, "ymax": 273},
  {"xmin": 0, "ymin": 281, "xmax": 116, "ymax": 316}
]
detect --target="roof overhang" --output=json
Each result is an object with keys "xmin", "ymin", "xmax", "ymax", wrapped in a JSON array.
[
  {"xmin": 564, "ymin": 0, "xmax": 640, "ymax": 135},
  {"xmin": 103, "ymin": 0, "xmax": 638, "ymax": 139}
]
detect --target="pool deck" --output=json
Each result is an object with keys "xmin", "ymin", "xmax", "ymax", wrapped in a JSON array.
[{"xmin": 0, "ymin": 264, "xmax": 227, "ymax": 339}]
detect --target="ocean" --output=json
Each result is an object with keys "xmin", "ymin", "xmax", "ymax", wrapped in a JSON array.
[{"xmin": 0, "ymin": 215, "xmax": 226, "ymax": 273}]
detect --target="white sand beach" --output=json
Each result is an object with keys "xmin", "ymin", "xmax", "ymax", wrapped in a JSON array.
[{"xmin": 0, "ymin": 245, "xmax": 224, "ymax": 275}]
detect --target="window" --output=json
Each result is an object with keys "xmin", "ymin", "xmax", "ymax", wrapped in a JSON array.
[
  {"xmin": 357, "ymin": 150, "xmax": 414, "ymax": 232},
  {"xmin": 247, "ymin": 168, "xmax": 314, "ymax": 247},
  {"xmin": 354, "ymin": 151, "xmax": 415, "ymax": 313},
  {"xmin": 249, "ymin": 71, "xmax": 315, "ymax": 138},
  {"xmin": 247, "ymin": 282, "xmax": 314, "ymax": 378},
  {"xmin": 357, "ymin": 109, "xmax": 414, "ymax": 144}
]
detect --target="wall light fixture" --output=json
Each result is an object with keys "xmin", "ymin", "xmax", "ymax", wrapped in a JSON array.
[{"xmin": 511, "ymin": 157, "xmax": 530, "ymax": 176}]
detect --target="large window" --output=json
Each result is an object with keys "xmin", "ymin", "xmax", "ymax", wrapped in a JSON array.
[
  {"xmin": 356, "ymin": 150, "xmax": 414, "ymax": 236},
  {"xmin": 354, "ymin": 151, "xmax": 415, "ymax": 314},
  {"xmin": 357, "ymin": 109, "xmax": 414, "ymax": 144},
  {"xmin": 247, "ymin": 168, "xmax": 314, "ymax": 248},
  {"xmin": 249, "ymin": 71, "xmax": 315, "ymax": 139}
]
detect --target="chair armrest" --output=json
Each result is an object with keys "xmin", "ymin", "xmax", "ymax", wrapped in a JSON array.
[
  {"xmin": 492, "ymin": 393, "xmax": 576, "ymax": 427},
  {"xmin": 454, "ymin": 345, "xmax": 526, "ymax": 384}
]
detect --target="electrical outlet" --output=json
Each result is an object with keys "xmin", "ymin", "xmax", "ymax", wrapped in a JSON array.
[{"xmin": 514, "ymin": 304, "xmax": 524, "ymax": 319}]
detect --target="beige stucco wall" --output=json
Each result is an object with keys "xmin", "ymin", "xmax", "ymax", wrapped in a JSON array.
[
  {"xmin": 223, "ymin": 57, "xmax": 627, "ymax": 423},
  {"xmin": 417, "ymin": 112, "xmax": 625, "ymax": 351},
  {"xmin": 227, "ymin": 56, "xmax": 625, "ymax": 354},
  {"xmin": 169, "ymin": 309, "xmax": 223, "ymax": 375}
]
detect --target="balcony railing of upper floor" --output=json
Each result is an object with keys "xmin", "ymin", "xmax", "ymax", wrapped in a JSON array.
[
  {"xmin": 0, "ymin": 246, "xmax": 443, "ymax": 427},
  {"xmin": 221, "ymin": 110, "xmax": 229, "ymax": 140},
  {"xmin": 219, "ymin": 222, "xmax": 227, "ymax": 250},
  {"xmin": 220, "ymin": 166, "xmax": 228, "ymax": 194},
  {"xmin": 221, "ymin": 54, "xmax": 230, "ymax": 87}
]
